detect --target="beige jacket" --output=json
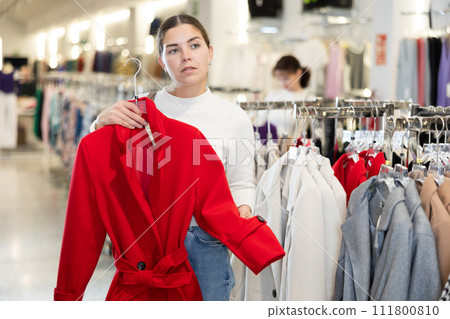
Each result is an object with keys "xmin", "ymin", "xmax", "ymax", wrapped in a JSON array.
[{"xmin": 420, "ymin": 175, "xmax": 450, "ymax": 287}]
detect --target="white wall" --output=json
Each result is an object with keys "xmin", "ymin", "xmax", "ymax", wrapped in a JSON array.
[{"xmin": 0, "ymin": 18, "xmax": 28, "ymax": 57}]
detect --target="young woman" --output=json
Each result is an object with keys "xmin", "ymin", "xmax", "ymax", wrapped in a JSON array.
[
  {"xmin": 260, "ymin": 55, "xmax": 314, "ymax": 143},
  {"xmin": 90, "ymin": 14, "xmax": 255, "ymax": 301},
  {"xmin": 265, "ymin": 55, "xmax": 312, "ymax": 102}
]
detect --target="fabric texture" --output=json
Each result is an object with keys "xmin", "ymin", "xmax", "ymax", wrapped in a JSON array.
[
  {"xmin": 438, "ymin": 179, "xmax": 450, "ymax": 215},
  {"xmin": 0, "ymin": 91, "xmax": 18, "ymax": 148},
  {"xmin": 280, "ymin": 148, "xmax": 326, "ymax": 300},
  {"xmin": 54, "ymin": 97, "xmax": 284, "ymax": 301},
  {"xmin": 428, "ymin": 37, "xmax": 442, "ymax": 106},
  {"xmin": 184, "ymin": 226, "xmax": 235, "ymax": 300},
  {"xmin": 335, "ymin": 176, "xmax": 441, "ymax": 301},
  {"xmin": 437, "ymin": 38, "xmax": 450, "ymax": 107},
  {"xmin": 441, "ymin": 275, "xmax": 450, "ymax": 301},
  {"xmin": 396, "ymin": 38, "xmax": 418, "ymax": 102},
  {"xmin": 359, "ymin": 150, "xmax": 386, "ymax": 178},
  {"xmin": 418, "ymin": 175, "xmax": 450, "ymax": 288},
  {"xmin": 401, "ymin": 178, "xmax": 441, "ymax": 301},
  {"xmin": 332, "ymin": 153, "xmax": 368, "ymax": 204}
]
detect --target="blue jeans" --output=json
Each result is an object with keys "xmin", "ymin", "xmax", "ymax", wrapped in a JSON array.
[{"xmin": 184, "ymin": 226, "xmax": 235, "ymax": 301}]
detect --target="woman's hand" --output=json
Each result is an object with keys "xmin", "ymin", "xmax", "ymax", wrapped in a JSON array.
[
  {"xmin": 238, "ymin": 205, "xmax": 252, "ymax": 219},
  {"xmin": 95, "ymin": 101, "xmax": 148, "ymax": 130}
]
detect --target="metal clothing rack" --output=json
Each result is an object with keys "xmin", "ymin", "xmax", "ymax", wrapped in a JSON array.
[
  {"xmin": 390, "ymin": 116, "xmax": 450, "ymax": 132},
  {"xmin": 410, "ymin": 105, "xmax": 450, "ymax": 117},
  {"xmin": 239, "ymin": 99, "xmax": 405, "ymax": 118}
]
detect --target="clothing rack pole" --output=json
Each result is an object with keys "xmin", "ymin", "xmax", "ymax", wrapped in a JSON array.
[{"xmin": 239, "ymin": 100, "xmax": 396, "ymax": 118}]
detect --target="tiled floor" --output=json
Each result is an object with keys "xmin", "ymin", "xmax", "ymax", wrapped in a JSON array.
[{"xmin": 0, "ymin": 147, "xmax": 114, "ymax": 300}]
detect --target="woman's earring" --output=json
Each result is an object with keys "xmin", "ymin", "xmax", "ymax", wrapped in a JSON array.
[{"xmin": 209, "ymin": 61, "xmax": 212, "ymax": 66}]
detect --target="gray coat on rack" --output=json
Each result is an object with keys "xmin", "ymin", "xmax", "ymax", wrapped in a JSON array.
[{"xmin": 335, "ymin": 177, "xmax": 441, "ymax": 301}]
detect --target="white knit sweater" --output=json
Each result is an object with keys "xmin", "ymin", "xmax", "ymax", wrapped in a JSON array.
[{"xmin": 154, "ymin": 88, "xmax": 256, "ymax": 221}]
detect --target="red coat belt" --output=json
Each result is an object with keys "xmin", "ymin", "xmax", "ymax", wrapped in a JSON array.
[{"xmin": 116, "ymin": 246, "xmax": 192, "ymax": 289}]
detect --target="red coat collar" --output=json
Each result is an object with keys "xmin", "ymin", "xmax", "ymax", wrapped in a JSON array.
[{"xmin": 113, "ymin": 97, "xmax": 170, "ymax": 256}]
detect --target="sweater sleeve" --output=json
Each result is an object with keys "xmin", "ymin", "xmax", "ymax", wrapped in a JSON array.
[
  {"xmin": 89, "ymin": 117, "xmax": 98, "ymax": 133},
  {"xmin": 54, "ymin": 139, "xmax": 107, "ymax": 301},
  {"xmin": 192, "ymin": 130, "xmax": 285, "ymax": 275},
  {"xmin": 226, "ymin": 110, "xmax": 256, "ymax": 212}
]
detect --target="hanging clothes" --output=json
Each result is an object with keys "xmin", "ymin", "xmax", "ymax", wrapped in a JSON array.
[
  {"xmin": 428, "ymin": 37, "xmax": 442, "ymax": 106},
  {"xmin": 54, "ymin": 97, "xmax": 285, "ymax": 301},
  {"xmin": 441, "ymin": 275, "xmax": 450, "ymax": 301},
  {"xmin": 325, "ymin": 42, "xmax": 344, "ymax": 98},
  {"xmin": 335, "ymin": 176, "xmax": 441, "ymax": 301},
  {"xmin": 33, "ymin": 88, "xmax": 44, "ymax": 139},
  {"xmin": 396, "ymin": 38, "xmax": 419, "ymax": 102},
  {"xmin": 438, "ymin": 179, "xmax": 450, "ymax": 214},
  {"xmin": 410, "ymin": 172, "xmax": 450, "ymax": 288},
  {"xmin": 345, "ymin": 43, "xmax": 370, "ymax": 90},
  {"xmin": 0, "ymin": 68, "xmax": 18, "ymax": 148},
  {"xmin": 266, "ymin": 141, "xmax": 280, "ymax": 169},
  {"xmin": 254, "ymin": 138, "xmax": 267, "ymax": 183},
  {"xmin": 0, "ymin": 91, "xmax": 18, "ymax": 148},
  {"xmin": 417, "ymin": 38, "xmax": 426, "ymax": 106},
  {"xmin": 332, "ymin": 153, "xmax": 368, "ymax": 204},
  {"xmin": 359, "ymin": 150, "xmax": 386, "ymax": 178},
  {"xmin": 232, "ymin": 146, "xmax": 345, "ymax": 301},
  {"xmin": 437, "ymin": 37, "xmax": 450, "ymax": 107},
  {"xmin": 255, "ymin": 121, "xmax": 278, "ymax": 145}
]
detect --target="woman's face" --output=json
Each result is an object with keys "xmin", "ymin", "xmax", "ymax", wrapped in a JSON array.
[
  {"xmin": 158, "ymin": 24, "xmax": 213, "ymax": 89},
  {"xmin": 273, "ymin": 69, "xmax": 302, "ymax": 91}
]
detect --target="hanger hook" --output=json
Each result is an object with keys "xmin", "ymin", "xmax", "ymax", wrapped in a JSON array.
[
  {"xmin": 124, "ymin": 57, "xmax": 142, "ymax": 99},
  {"xmin": 309, "ymin": 106, "xmax": 318, "ymax": 143},
  {"xmin": 445, "ymin": 116, "xmax": 450, "ymax": 143},
  {"xmin": 412, "ymin": 116, "xmax": 423, "ymax": 161},
  {"xmin": 348, "ymin": 104, "xmax": 356, "ymax": 136},
  {"xmin": 398, "ymin": 116, "xmax": 410, "ymax": 166},
  {"xmin": 435, "ymin": 116, "xmax": 445, "ymax": 143}
]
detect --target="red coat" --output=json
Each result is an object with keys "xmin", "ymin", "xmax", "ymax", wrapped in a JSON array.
[{"xmin": 54, "ymin": 97, "xmax": 285, "ymax": 301}]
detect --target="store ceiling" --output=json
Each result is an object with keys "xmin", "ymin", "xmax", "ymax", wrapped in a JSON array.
[
  {"xmin": 0, "ymin": 0, "xmax": 70, "ymax": 24},
  {"xmin": 0, "ymin": 0, "xmax": 159, "ymax": 31}
]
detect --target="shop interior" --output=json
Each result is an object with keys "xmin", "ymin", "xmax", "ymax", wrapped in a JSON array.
[{"xmin": 1, "ymin": 0, "xmax": 450, "ymax": 301}]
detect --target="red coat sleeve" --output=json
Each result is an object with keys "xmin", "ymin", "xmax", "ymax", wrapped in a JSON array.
[
  {"xmin": 54, "ymin": 140, "xmax": 107, "ymax": 301},
  {"xmin": 192, "ymin": 130, "xmax": 285, "ymax": 275}
]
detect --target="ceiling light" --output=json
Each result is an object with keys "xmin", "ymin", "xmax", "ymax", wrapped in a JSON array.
[{"xmin": 99, "ymin": 9, "xmax": 130, "ymax": 24}]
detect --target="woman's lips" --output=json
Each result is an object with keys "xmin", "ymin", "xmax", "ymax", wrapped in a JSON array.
[{"xmin": 182, "ymin": 66, "xmax": 196, "ymax": 72}]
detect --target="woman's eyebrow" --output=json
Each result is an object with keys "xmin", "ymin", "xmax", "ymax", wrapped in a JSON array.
[{"xmin": 166, "ymin": 36, "xmax": 201, "ymax": 48}]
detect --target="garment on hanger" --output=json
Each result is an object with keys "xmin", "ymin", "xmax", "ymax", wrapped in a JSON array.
[
  {"xmin": 441, "ymin": 274, "xmax": 450, "ymax": 301},
  {"xmin": 410, "ymin": 172, "xmax": 450, "ymax": 288},
  {"xmin": 437, "ymin": 37, "xmax": 450, "ymax": 107},
  {"xmin": 254, "ymin": 138, "xmax": 267, "ymax": 183},
  {"xmin": 423, "ymin": 38, "xmax": 431, "ymax": 107},
  {"xmin": 54, "ymin": 97, "xmax": 285, "ymax": 301},
  {"xmin": 438, "ymin": 178, "xmax": 450, "ymax": 214},
  {"xmin": 0, "ymin": 91, "xmax": 18, "ymax": 148},
  {"xmin": 345, "ymin": 43, "xmax": 370, "ymax": 90},
  {"xmin": 332, "ymin": 153, "xmax": 368, "ymax": 204},
  {"xmin": 417, "ymin": 38, "xmax": 426, "ymax": 106},
  {"xmin": 396, "ymin": 38, "xmax": 419, "ymax": 102},
  {"xmin": 232, "ymin": 146, "xmax": 345, "ymax": 301},
  {"xmin": 33, "ymin": 88, "xmax": 44, "ymax": 139},
  {"xmin": 266, "ymin": 141, "xmax": 280, "ymax": 169},
  {"xmin": 359, "ymin": 150, "xmax": 386, "ymax": 178},
  {"xmin": 325, "ymin": 42, "xmax": 344, "ymax": 98},
  {"xmin": 428, "ymin": 37, "xmax": 442, "ymax": 106},
  {"xmin": 335, "ymin": 176, "xmax": 441, "ymax": 301},
  {"xmin": 0, "ymin": 69, "xmax": 16, "ymax": 94},
  {"xmin": 255, "ymin": 121, "xmax": 278, "ymax": 145}
]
